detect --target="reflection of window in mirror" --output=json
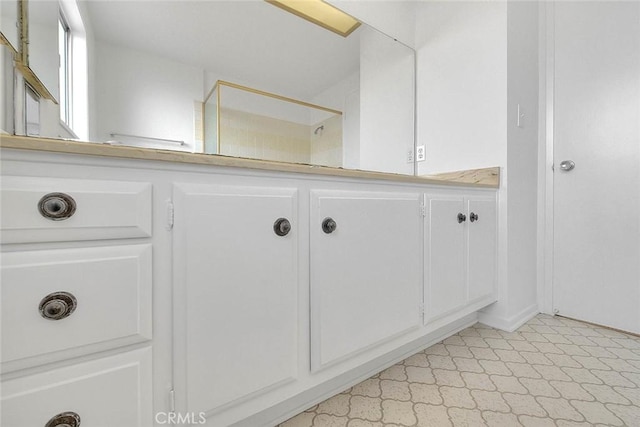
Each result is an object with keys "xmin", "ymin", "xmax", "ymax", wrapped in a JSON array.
[
  {"xmin": 58, "ymin": 12, "xmax": 71, "ymax": 128},
  {"xmin": 25, "ymin": 84, "xmax": 41, "ymax": 136},
  {"xmin": 55, "ymin": 0, "xmax": 87, "ymax": 140}
]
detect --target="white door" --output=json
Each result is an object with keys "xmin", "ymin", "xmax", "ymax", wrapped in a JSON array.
[
  {"xmin": 310, "ymin": 190, "xmax": 422, "ymax": 371},
  {"xmin": 553, "ymin": 2, "xmax": 640, "ymax": 333},
  {"xmin": 172, "ymin": 183, "xmax": 298, "ymax": 415}
]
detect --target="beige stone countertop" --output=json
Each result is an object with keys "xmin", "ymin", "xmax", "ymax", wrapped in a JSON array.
[{"xmin": 0, "ymin": 135, "xmax": 499, "ymax": 188}]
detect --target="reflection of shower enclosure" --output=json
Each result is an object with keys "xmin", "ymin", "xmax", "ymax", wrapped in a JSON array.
[{"xmin": 204, "ymin": 81, "xmax": 343, "ymax": 167}]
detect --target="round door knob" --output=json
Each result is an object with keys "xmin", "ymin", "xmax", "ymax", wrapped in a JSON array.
[
  {"xmin": 559, "ymin": 160, "xmax": 575, "ymax": 172},
  {"xmin": 39, "ymin": 292, "xmax": 77, "ymax": 321},
  {"xmin": 45, "ymin": 411, "xmax": 81, "ymax": 427},
  {"xmin": 322, "ymin": 217, "xmax": 337, "ymax": 234},
  {"xmin": 273, "ymin": 218, "xmax": 291, "ymax": 236},
  {"xmin": 38, "ymin": 193, "xmax": 76, "ymax": 221},
  {"xmin": 470, "ymin": 212, "xmax": 479, "ymax": 222},
  {"xmin": 457, "ymin": 213, "xmax": 467, "ymax": 223}
]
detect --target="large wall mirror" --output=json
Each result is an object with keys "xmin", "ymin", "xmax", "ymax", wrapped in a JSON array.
[{"xmin": 7, "ymin": 0, "xmax": 416, "ymax": 175}]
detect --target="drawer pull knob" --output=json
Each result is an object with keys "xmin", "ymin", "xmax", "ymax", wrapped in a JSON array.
[
  {"xmin": 38, "ymin": 193, "xmax": 77, "ymax": 221},
  {"xmin": 470, "ymin": 212, "xmax": 479, "ymax": 222},
  {"xmin": 273, "ymin": 218, "xmax": 291, "ymax": 236},
  {"xmin": 457, "ymin": 213, "xmax": 467, "ymax": 223},
  {"xmin": 45, "ymin": 411, "xmax": 81, "ymax": 427},
  {"xmin": 322, "ymin": 217, "xmax": 337, "ymax": 234},
  {"xmin": 39, "ymin": 292, "xmax": 77, "ymax": 321}
]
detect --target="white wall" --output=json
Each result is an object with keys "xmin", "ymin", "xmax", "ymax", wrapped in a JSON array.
[
  {"xmin": 28, "ymin": 0, "xmax": 59, "ymax": 102},
  {"xmin": 312, "ymin": 72, "xmax": 360, "ymax": 168},
  {"xmin": 415, "ymin": 1, "xmax": 540, "ymax": 330},
  {"xmin": 94, "ymin": 41, "xmax": 204, "ymax": 152},
  {"xmin": 0, "ymin": 0, "xmax": 20, "ymax": 52},
  {"xmin": 415, "ymin": 1, "xmax": 507, "ymax": 175},
  {"xmin": 503, "ymin": 1, "xmax": 539, "ymax": 323},
  {"xmin": 476, "ymin": 1, "xmax": 540, "ymax": 328},
  {"xmin": 414, "ymin": 2, "xmax": 508, "ymax": 329},
  {"xmin": 360, "ymin": 26, "xmax": 415, "ymax": 175},
  {"xmin": 311, "ymin": 71, "xmax": 359, "ymax": 119},
  {"xmin": 326, "ymin": 0, "xmax": 417, "ymax": 49}
]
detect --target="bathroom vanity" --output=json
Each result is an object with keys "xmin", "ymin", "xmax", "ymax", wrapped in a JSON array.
[
  {"xmin": 0, "ymin": 0, "xmax": 506, "ymax": 423},
  {"xmin": 0, "ymin": 136, "xmax": 498, "ymax": 426}
]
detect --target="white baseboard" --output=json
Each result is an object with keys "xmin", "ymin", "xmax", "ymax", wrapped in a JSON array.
[
  {"xmin": 233, "ymin": 312, "xmax": 478, "ymax": 427},
  {"xmin": 478, "ymin": 303, "xmax": 539, "ymax": 332}
]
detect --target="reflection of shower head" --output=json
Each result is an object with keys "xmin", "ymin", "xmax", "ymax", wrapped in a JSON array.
[{"xmin": 314, "ymin": 125, "xmax": 324, "ymax": 135}]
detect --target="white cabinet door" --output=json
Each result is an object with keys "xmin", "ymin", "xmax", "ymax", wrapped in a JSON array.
[
  {"xmin": 467, "ymin": 197, "xmax": 497, "ymax": 302},
  {"xmin": 172, "ymin": 184, "xmax": 298, "ymax": 415},
  {"xmin": 310, "ymin": 190, "xmax": 422, "ymax": 370},
  {"xmin": 1, "ymin": 347, "xmax": 152, "ymax": 427},
  {"xmin": 424, "ymin": 196, "xmax": 466, "ymax": 322}
]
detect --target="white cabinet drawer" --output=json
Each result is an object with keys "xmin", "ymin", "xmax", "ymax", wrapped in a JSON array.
[
  {"xmin": 0, "ymin": 176, "xmax": 152, "ymax": 244},
  {"xmin": 1, "ymin": 244, "xmax": 152, "ymax": 371},
  {"xmin": 1, "ymin": 347, "xmax": 152, "ymax": 427}
]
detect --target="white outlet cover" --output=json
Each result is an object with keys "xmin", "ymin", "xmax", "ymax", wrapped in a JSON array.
[{"xmin": 416, "ymin": 145, "xmax": 426, "ymax": 162}]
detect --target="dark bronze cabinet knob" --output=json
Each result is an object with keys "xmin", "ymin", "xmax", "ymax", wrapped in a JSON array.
[
  {"xmin": 39, "ymin": 292, "xmax": 77, "ymax": 321},
  {"xmin": 273, "ymin": 218, "xmax": 291, "ymax": 236},
  {"xmin": 45, "ymin": 411, "xmax": 81, "ymax": 427},
  {"xmin": 322, "ymin": 217, "xmax": 337, "ymax": 234},
  {"xmin": 470, "ymin": 212, "xmax": 479, "ymax": 222},
  {"xmin": 457, "ymin": 213, "xmax": 467, "ymax": 223},
  {"xmin": 38, "ymin": 193, "xmax": 76, "ymax": 221}
]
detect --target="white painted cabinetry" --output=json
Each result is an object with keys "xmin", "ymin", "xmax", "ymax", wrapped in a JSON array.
[
  {"xmin": 310, "ymin": 190, "xmax": 423, "ymax": 370},
  {"xmin": 172, "ymin": 183, "xmax": 299, "ymax": 416},
  {"xmin": 0, "ymin": 171, "xmax": 153, "ymax": 427},
  {"xmin": 0, "ymin": 148, "xmax": 499, "ymax": 427},
  {"xmin": 1, "ymin": 244, "xmax": 152, "ymax": 371},
  {"xmin": 0, "ymin": 176, "xmax": 152, "ymax": 243},
  {"xmin": 424, "ymin": 195, "xmax": 467, "ymax": 321},
  {"xmin": 1, "ymin": 348, "xmax": 152, "ymax": 427},
  {"xmin": 466, "ymin": 197, "xmax": 498, "ymax": 303},
  {"xmin": 424, "ymin": 192, "xmax": 497, "ymax": 323}
]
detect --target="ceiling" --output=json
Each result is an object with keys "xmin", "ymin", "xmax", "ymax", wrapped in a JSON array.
[{"xmin": 83, "ymin": 0, "xmax": 362, "ymax": 99}]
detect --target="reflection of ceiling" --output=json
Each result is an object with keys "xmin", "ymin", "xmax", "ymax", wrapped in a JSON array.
[{"xmin": 83, "ymin": 0, "xmax": 361, "ymax": 99}]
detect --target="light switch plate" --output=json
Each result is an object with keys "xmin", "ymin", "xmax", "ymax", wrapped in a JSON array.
[{"xmin": 416, "ymin": 145, "xmax": 426, "ymax": 162}]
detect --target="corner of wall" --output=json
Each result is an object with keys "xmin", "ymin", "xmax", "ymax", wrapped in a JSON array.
[{"xmin": 478, "ymin": 303, "xmax": 539, "ymax": 332}]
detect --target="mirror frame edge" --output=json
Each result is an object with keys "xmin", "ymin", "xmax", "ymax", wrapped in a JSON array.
[{"xmin": 17, "ymin": 0, "xmax": 58, "ymax": 104}]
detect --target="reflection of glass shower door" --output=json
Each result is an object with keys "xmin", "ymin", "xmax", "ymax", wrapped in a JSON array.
[
  {"xmin": 203, "ymin": 84, "xmax": 218, "ymax": 155},
  {"xmin": 203, "ymin": 80, "xmax": 343, "ymax": 167}
]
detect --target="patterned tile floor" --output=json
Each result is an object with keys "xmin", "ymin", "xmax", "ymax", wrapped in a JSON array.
[{"xmin": 280, "ymin": 314, "xmax": 640, "ymax": 427}]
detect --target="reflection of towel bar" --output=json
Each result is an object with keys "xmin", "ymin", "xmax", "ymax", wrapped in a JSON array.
[{"xmin": 110, "ymin": 133, "xmax": 185, "ymax": 146}]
